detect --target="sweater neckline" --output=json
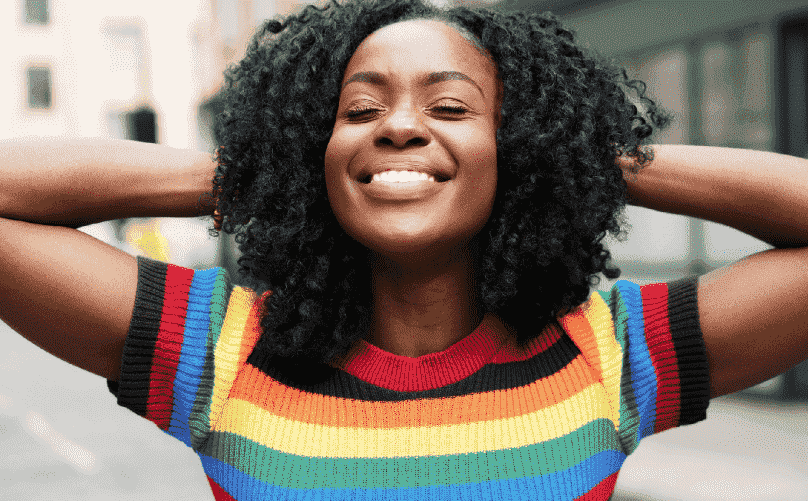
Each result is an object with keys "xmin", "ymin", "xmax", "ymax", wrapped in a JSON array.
[{"xmin": 333, "ymin": 312, "xmax": 509, "ymax": 392}]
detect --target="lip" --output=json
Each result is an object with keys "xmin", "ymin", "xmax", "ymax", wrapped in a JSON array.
[
  {"xmin": 354, "ymin": 157, "xmax": 452, "ymax": 183},
  {"xmin": 355, "ymin": 176, "xmax": 447, "ymax": 202}
]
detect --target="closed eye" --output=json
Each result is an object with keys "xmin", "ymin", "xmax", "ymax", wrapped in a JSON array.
[
  {"xmin": 345, "ymin": 107, "xmax": 381, "ymax": 119},
  {"xmin": 344, "ymin": 105, "xmax": 469, "ymax": 121},
  {"xmin": 434, "ymin": 105, "xmax": 468, "ymax": 114}
]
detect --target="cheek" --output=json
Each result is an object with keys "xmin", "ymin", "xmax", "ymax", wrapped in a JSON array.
[
  {"xmin": 324, "ymin": 139, "xmax": 346, "ymax": 210},
  {"xmin": 467, "ymin": 140, "xmax": 498, "ymax": 221},
  {"xmin": 324, "ymin": 126, "xmax": 359, "ymax": 178},
  {"xmin": 466, "ymin": 137, "xmax": 498, "ymax": 187},
  {"xmin": 323, "ymin": 134, "xmax": 363, "ymax": 235},
  {"xmin": 452, "ymin": 146, "xmax": 497, "ymax": 235},
  {"xmin": 324, "ymin": 130, "xmax": 350, "ymax": 184}
]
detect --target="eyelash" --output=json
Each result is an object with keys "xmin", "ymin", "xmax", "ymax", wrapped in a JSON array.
[{"xmin": 345, "ymin": 105, "xmax": 468, "ymax": 119}]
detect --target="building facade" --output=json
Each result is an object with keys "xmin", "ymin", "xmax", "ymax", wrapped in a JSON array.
[{"xmin": 553, "ymin": 0, "xmax": 808, "ymax": 401}]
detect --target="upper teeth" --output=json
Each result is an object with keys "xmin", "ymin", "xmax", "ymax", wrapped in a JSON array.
[{"xmin": 372, "ymin": 170, "xmax": 436, "ymax": 183}]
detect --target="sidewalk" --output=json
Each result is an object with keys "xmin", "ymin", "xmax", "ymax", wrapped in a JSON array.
[{"xmin": 613, "ymin": 395, "xmax": 808, "ymax": 500}]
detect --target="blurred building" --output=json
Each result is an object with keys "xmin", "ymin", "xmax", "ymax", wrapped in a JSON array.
[
  {"xmin": 517, "ymin": 0, "xmax": 808, "ymax": 287},
  {"xmin": 1, "ymin": 0, "xmax": 227, "ymax": 146},
  {"xmin": 534, "ymin": 0, "xmax": 808, "ymax": 402}
]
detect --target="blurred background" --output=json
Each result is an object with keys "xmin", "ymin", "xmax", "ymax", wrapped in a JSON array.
[{"xmin": 1, "ymin": 0, "xmax": 808, "ymax": 499}]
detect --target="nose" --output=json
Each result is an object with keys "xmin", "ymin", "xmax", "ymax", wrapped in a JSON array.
[{"xmin": 375, "ymin": 104, "xmax": 430, "ymax": 148}]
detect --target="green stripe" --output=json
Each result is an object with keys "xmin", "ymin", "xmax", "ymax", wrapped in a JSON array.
[{"xmin": 197, "ymin": 418, "xmax": 620, "ymax": 489}]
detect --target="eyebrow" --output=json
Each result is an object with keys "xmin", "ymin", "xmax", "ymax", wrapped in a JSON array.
[{"xmin": 342, "ymin": 70, "xmax": 485, "ymax": 98}]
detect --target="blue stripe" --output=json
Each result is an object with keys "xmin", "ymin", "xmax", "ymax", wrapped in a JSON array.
[
  {"xmin": 167, "ymin": 266, "xmax": 221, "ymax": 447},
  {"xmin": 198, "ymin": 449, "xmax": 625, "ymax": 500},
  {"xmin": 615, "ymin": 281, "xmax": 658, "ymax": 444}
]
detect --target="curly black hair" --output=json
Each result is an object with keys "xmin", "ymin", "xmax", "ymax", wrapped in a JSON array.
[{"xmin": 209, "ymin": 0, "xmax": 668, "ymax": 369}]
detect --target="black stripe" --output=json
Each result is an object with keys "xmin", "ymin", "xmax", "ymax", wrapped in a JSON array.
[
  {"xmin": 667, "ymin": 275, "xmax": 710, "ymax": 425},
  {"xmin": 108, "ymin": 256, "xmax": 169, "ymax": 418}
]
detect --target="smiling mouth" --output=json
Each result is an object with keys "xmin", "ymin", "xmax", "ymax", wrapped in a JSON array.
[{"xmin": 358, "ymin": 173, "xmax": 450, "ymax": 184}]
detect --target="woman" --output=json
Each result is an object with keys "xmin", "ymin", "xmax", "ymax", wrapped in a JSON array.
[{"xmin": 1, "ymin": 0, "xmax": 807, "ymax": 498}]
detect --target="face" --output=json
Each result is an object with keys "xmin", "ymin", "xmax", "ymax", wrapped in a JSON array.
[{"xmin": 324, "ymin": 19, "xmax": 500, "ymax": 267}]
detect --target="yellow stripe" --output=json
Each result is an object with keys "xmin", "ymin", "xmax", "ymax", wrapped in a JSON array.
[
  {"xmin": 208, "ymin": 287, "xmax": 256, "ymax": 431},
  {"xmin": 579, "ymin": 293, "xmax": 622, "ymax": 428},
  {"xmin": 213, "ymin": 381, "xmax": 616, "ymax": 458}
]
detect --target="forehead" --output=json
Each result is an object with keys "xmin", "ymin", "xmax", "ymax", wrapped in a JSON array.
[{"xmin": 342, "ymin": 19, "xmax": 498, "ymax": 90}]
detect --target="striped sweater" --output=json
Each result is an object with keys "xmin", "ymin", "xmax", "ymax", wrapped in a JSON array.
[{"xmin": 108, "ymin": 255, "xmax": 710, "ymax": 500}]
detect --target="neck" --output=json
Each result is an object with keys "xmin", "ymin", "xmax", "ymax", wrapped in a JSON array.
[{"xmin": 364, "ymin": 239, "xmax": 485, "ymax": 358}]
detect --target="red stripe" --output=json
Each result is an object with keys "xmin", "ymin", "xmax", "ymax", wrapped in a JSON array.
[
  {"xmin": 640, "ymin": 283, "xmax": 682, "ymax": 433},
  {"xmin": 207, "ymin": 476, "xmax": 237, "ymax": 501},
  {"xmin": 336, "ymin": 313, "xmax": 565, "ymax": 391},
  {"xmin": 575, "ymin": 471, "xmax": 619, "ymax": 500},
  {"xmin": 145, "ymin": 263, "xmax": 195, "ymax": 429}
]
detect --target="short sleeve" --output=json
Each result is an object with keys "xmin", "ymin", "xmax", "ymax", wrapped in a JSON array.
[
  {"xmin": 107, "ymin": 256, "xmax": 233, "ymax": 449},
  {"xmin": 596, "ymin": 277, "xmax": 710, "ymax": 456}
]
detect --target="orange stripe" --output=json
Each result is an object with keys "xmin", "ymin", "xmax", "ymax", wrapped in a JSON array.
[
  {"xmin": 236, "ymin": 291, "xmax": 267, "ymax": 365},
  {"xmin": 233, "ymin": 352, "xmax": 599, "ymax": 428},
  {"xmin": 560, "ymin": 305, "xmax": 602, "ymax": 382}
]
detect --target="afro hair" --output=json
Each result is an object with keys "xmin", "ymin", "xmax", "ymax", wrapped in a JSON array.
[{"xmin": 209, "ymin": 0, "xmax": 668, "ymax": 370}]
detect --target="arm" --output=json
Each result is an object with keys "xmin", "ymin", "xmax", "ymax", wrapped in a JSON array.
[
  {"xmin": 0, "ymin": 138, "xmax": 218, "ymax": 381},
  {"xmin": 620, "ymin": 145, "xmax": 808, "ymax": 398},
  {"xmin": 0, "ymin": 138, "xmax": 217, "ymax": 228},
  {"xmin": 619, "ymin": 145, "xmax": 808, "ymax": 248}
]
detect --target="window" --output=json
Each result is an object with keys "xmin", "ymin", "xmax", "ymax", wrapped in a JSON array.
[
  {"xmin": 124, "ymin": 107, "xmax": 158, "ymax": 143},
  {"xmin": 27, "ymin": 66, "xmax": 51, "ymax": 109},
  {"xmin": 25, "ymin": 0, "xmax": 48, "ymax": 25},
  {"xmin": 697, "ymin": 30, "xmax": 773, "ymax": 151}
]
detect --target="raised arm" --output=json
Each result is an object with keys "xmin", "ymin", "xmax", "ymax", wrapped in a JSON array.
[
  {"xmin": 0, "ymin": 138, "xmax": 217, "ymax": 228},
  {"xmin": 0, "ymin": 138, "xmax": 218, "ymax": 381},
  {"xmin": 620, "ymin": 145, "xmax": 808, "ymax": 398}
]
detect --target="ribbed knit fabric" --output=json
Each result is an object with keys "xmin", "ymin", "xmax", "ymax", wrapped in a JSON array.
[{"xmin": 108, "ymin": 255, "xmax": 710, "ymax": 500}]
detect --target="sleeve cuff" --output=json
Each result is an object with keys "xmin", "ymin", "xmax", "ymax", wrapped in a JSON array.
[
  {"xmin": 667, "ymin": 275, "xmax": 710, "ymax": 425},
  {"xmin": 107, "ymin": 256, "xmax": 172, "ymax": 417}
]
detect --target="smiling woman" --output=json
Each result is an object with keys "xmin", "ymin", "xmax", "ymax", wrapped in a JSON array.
[{"xmin": 181, "ymin": 0, "xmax": 678, "ymax": 497}]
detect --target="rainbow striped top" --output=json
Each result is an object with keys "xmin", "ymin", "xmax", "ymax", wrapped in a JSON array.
[{"xmin": 108, "ymin": 256, "xmax": 710, "ymax": 500}]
